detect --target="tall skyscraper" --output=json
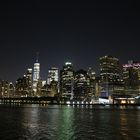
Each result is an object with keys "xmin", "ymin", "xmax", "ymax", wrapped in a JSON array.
[
  {"xmin": 60, "ymin": 62, "xmax": 74, "ymax": 99},
  {"xmin": 25, "ymin": 68, "xmax": 33, "ymax": 94},
  {"xmin": 47, "ymin": 67, "xmax": 59, "ymax": 96},
  {"xmin": 87, "ymin": 67, "xmax": 96, "ymax": 96},
  {"xmin": 100, "ymin": 55, "xmax": 123, "ymax": 96},
  {"xmin": 123, "ymin": 60, "xmax": 140, "ymax": 94},
  {"xmin": 74, "ymin": 69, "xmax": 89, "ymax": 100},
  {"xmin": 33, "ymin": 55, "xmax": 40, "ymax": 93}
]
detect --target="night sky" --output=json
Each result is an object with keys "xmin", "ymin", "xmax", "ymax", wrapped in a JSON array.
[{"xmin": 0, "ymin": 1, "xmax": 140, "ymax": 82}]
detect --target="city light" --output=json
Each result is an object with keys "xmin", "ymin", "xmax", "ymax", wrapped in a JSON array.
[{"xmin": 0, "ymin": 56, "xmax": 140, "ymax": 105}]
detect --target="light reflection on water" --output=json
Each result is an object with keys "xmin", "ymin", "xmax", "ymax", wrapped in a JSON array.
[{"xmin": 0, "ymin": 104, "xmax": 140, "ymax": 140}]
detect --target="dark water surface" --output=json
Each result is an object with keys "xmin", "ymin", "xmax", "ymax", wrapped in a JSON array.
[{"xmin": 0, "ymin": 104, "xmax": 140, "ymax": 140}]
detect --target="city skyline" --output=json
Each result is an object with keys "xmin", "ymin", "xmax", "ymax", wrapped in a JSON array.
[
  {"xmin": 1, "ymin": 54, "xmax": 140, "ymax": 83},
  {"xmin": 1, "ymin": 1, "xmax": 140, "ymax": 140},
  {"xmin": 0, "ymin": 1, "xmax": 140, "ymax": 82},
  {"xmin": 1, "ymin": 55, "xmax": 140, "ymax": 105}
]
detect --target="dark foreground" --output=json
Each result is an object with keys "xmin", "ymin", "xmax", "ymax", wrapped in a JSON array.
[{"xmin": 0, "ymin": 104, "xmax": 140, "ymax": 140}]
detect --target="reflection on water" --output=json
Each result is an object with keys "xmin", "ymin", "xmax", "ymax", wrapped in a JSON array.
[
  {"xmin": 55, "ymin": 106, "xmax": 74, "ymax": 140},
  {"xmin": 120, "ymin": 111, "xmax": 128, "ymax": 138},
  {"xmin": 0, "ymin": 104, "xmax": 140, "ymax": 140}
]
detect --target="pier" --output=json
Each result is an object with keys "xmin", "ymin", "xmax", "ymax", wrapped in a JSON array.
[{"xmin": 0, "ymin": 97, "xmax": 59, "ymax": 104}]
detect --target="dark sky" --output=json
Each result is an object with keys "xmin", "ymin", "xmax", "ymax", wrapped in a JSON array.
[{"xmin": 0, "ymin": 1, "xmax": 140, "ymax": 82}]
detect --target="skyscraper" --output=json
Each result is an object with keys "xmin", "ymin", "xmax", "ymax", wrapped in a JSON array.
[
  {"xmin": 33, "ymin": 56, "xmax": 40, "ymax": 94},
  {"xmin": 25, "ymin": 68, "xmax": 33, "ymax": 94},
  {"xmin": 100, "ymin": 55, "xmax": 123, "ymax": 96},
  {"xmin": 47, "ymin": 67, "xmax": 59, "ymax": 96},
  {"xmin": 87, "ymin": 67, "xmax": 96, "ymax": 96},
  {"xmin": 60, "ymin": 62, "xmax": 74, "ymax": 99},
  {"xmin": 47, "ymin": 67, "xmax": 59, "ymax": 85},
  {"xmin": 123, "ymin": 60, "xmax": 140, "ymax": 94},
  {"xmin": 74, "ymin": 69, "xmax": 89, "ymax": 100}
]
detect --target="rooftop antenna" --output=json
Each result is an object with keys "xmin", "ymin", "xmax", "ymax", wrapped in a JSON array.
[{"xmin": 36, "ymin": 52, "xmax": 39, "ymax": 63}]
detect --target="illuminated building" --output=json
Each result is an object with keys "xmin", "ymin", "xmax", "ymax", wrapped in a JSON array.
[
  {"xmin": 15, "ymin": 74, "xmax": 30, "ymax": 97},
  {"xmin": 0, "ymin": 80, "xmax": 11, "ymax": 97},
  {"xmin": 15, "ymin": 77, "xmax": 25, "ymax": 97},
  {"xmin": 47, "ymin": 67, "xmax": 59, "ymax": 85},
  {"xmin": 36, "ymin": 79, "xmax": 43, "ymax": 97},
  {"xmin": 42, "ymin": 80, "xmax": 46, "ymax": 87},
  {"xmin": 87, "ymin": 67, "xmax": 96, "ymax": 80},
  {"xmin": 60, "ymin": 62, "xmax": 74, "ymax": 99},
  {"xmin": 100, "ymin": 55, "xmax": 123, "ymax": 96},
  {"xmin": 47, "ymin": 80, "xmax": 58, "ymax": 97},
  {"xmin": 15, "ymin": 68, "xmax": 33, "ymax": 97},
  {"xmin": 33, "ymin": 59, "xmax": 40, "ymax": 94},
  {"xmin": 123, "ymin": 60, "xmax": 140, "ymax": 94},
  {"xmin": 9, "ymin": 82, "xmax": 15, "ymax": 97},
  {"xmin": 25, "ymin": 68, "xmax": 33, "ymax": 93},
  {"xmin": 47, "ymin": 67, "xmax": 59, "ymax": 96},
  {"xmin": 74, "ymin": 69, "xmax": 89, "ymax": 100},
  {"xmin": 87, "ymin": 67, "xmax": 96, "ymax": 96}
]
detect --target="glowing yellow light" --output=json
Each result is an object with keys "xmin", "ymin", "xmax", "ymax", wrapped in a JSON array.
[
  {"xmin": 121, "ymin": 100, "xmax": 126, "ymax": 104},
  {"xmin": 130, "ymin": 100, "xmax": 135, "ymax": 104}
]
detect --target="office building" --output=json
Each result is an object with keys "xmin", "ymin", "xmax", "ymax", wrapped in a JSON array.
[
  {"xmin": 33, "ymin": 60, "xmax": 40, "ymax": 93},
  {"xmin": 25, "ymin": 68, "xmax": 33, "ymax": 93},
  {"xmin": 60, "ymin": 62, "xmax": 74, "ymax": 99},
  {"xmin": 100, "ymin": 55, "xmax": 123, "ymax": 96},
  {"xmin": 123, "ymin": 60, "xmax": 140, "ymax": 94},
  {"xmin": 74, "ymin": 69, "xmax": 89, "ymax": 100},
  {"xmin": 47, "ymin": 67, "xmax": 59, "ymax": 85}
]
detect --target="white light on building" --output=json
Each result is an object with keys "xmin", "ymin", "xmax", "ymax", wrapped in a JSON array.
[
  {"xmin": 47, "ymin": 67, "xmax": 58, "ymax": 85},
  {"xmin": 33, "ymin": 62, "xmax": 40, "ymax": 92}
]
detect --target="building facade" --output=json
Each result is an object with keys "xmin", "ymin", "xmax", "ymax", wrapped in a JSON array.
[
  {"xmin": 74, "ymin": 69, "xmax": 89, "ymax": 100},
  {"xmin": 33, "ymin": 61, "xmax": 40, "ymax": 94},
  {"xmin": 25, "ymin": 68, "xmax": 33, "ymax": 94},
  {"xmin": 60, "ymin": 62, "xmax": 74, "ymax": 99},
  {"xmin": 100, "ymin": 55, "xmax": 123, "ymax": 96},
  {"xmin": 47, "ymin": 67, "xmax": 59, "ymax": 85},
  {"xmin": 123, "ymin": 60, "xmax": 140, "ymax": 94}
]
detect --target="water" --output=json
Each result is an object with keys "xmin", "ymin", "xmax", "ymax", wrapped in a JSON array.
[{"xmin": 0, "ymin": 104, "xmax": 140, "ymax": 140}]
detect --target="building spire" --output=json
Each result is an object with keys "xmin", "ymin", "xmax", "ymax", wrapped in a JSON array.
[{"xmin": 36, "ymin": 52, "xmax": 39, "ymax": 63}]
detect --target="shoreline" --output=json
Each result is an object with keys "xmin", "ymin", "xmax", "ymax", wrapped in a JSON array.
[{"xmin": 0, "ymin": 102, "xmax": 140, "ymax": 106}]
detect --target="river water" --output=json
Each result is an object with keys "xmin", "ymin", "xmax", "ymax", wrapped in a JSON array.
[{"xmin": 0, "ymin": 104, "xmax": 140, "ymax": 140}]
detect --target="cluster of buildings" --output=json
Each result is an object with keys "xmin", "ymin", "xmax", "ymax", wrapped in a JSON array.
[{"xmin": 1, "ymin": 55, "xmax": 140, "ymax": 103}]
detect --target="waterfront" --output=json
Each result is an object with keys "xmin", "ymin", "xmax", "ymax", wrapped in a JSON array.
[{"xmin": 0, "ymin": 104, "xmax": 140, "ymax": 140}]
